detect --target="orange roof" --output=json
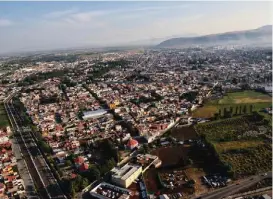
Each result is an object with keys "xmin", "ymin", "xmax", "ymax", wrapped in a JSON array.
[
  {"xmin": 127, "ymin": 138, "xmax": 138, "ymax": 149},
  {"xmin": 74, "ymin": 156, "xmax": 84, "ymax": 164}
]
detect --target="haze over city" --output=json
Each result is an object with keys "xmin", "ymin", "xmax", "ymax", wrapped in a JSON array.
[{"xmin": 0, "ymin": 1, "xmax": 272, "ymax": 54}]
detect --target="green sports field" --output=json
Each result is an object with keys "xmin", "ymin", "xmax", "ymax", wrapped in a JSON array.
[{"xmin": 192, "ymin": 91, "xmax": 272, "ymax": 118}]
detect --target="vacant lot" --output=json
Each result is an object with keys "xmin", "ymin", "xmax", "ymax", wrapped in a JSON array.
[
  {"xmin": 184, "ymin": 167, "xmax": 208, "ymax": 195},
  {"xmin": 170, "ymin": 126, "xmax": 197, "ymax": 141},
  {"xmin": 151, "ymin": 145, "xmax": 190, "ymax": 167},
  {"xmin": 192, "ymin": 91, "xmax": 272, "ymax": 118},
  {"xmin": 192, "ymin": 105, "xmax": 218, "ymax": 118},
  {"xmin": 143, "ymin": 168, "xmax": 161, "ymax": 194},
  {"xmin": 0, "ymin": 103, "xmax": 9, "ymax": 128},
  {"xmin": 143, "ymin": 168, "xmax": 195, "ymax": 195}
]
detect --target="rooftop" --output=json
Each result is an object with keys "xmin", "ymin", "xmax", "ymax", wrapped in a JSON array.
[{"xmin": 111, "ymin": 164, "xmax": 141, "ymax": 181}]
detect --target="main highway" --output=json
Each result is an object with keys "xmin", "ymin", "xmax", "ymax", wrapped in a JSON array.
[
  {"xmin": 192, "ymin": 172, "xmax": 272, "ymax": 199},
  {"xmin": 4, "ymin": 91, "xmax": 67, "ymax": 199}
]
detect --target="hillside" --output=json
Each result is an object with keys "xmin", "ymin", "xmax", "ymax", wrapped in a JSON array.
[{"xmin": 156, "ymin": 25, "xmax": 272, "ymax": 48}]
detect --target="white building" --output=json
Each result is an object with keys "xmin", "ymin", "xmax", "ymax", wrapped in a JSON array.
[
  {"xmin": 111, "ymin": 164, "xmax": 142, "ymax": 188},
  {"xmin": 82, "ymin": 109, "xmax": 107, "ymax": 120}
]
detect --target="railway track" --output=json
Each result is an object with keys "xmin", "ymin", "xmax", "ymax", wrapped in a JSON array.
[{"xmin": 4, "ymin": 94, "xmax": 67, "ymax": 199}]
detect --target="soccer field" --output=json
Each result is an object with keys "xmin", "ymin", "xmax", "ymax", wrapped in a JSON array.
[{"xmin": 192, "ymin": 91, "xmax": 272, "ymax": 118}]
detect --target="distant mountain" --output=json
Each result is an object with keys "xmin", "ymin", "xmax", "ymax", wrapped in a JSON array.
[
  {"xmin": 122, "ymin": 33, "xmax": 199, "ymax": 46},
  {"xmin": 156, "ymin": 25, "xmax": 272, "ymax": 48}
]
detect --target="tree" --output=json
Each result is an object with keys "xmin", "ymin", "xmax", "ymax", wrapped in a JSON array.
[
  {"xmin": 223, "ymin": 108, "xmax": 228, "ymax": 118},
  {"xmin": 203, "ymin": 77, "xmax": 209, "ymax": 82},
  {"xmin": 214, "ymin": 113, "xmax": 220, "ymax": 120},
  {"xmin": 232, "ymin": 78, "xmax": 238, "ymax": 84},
  {"xmin": 230, "ymin": 107, "xmax": 233, "ymax": 117},
  {"xmin": 81, "ymin": 178, "xmax": 89, "ymax": 189},
  {"xmin": 180, "ymin": 91, "xmax": 198, "ymax": 102},
  {"xmin": 100, "ymin": 139, "xmax": 119, "ymax": 162},
  {"xmin": 243, "ymin": 105, "xmax": 247, "ymax": 114},
  {"xmin": 239, "ymin": 106, "xmax": 242, "ymax": 114},
  {"xmin": 52, "ymin": 134, "xmax": 57, "ymax": 142},
  {"xmin": 106, "ymin": 158, "xmax": 116, "ymax": 169},
  {"xmin": 143, "ymin": 144, "xmax": 149, "ymax": 153},
  {"xmin": 235, "ymin": 106, "xmax": 238, "ymax": 115},
  {"xmin": 84, "ymin": 165, "xmax": 101, "ymax": 182},
  {"xmin": 65, "ymin": 160, "xmax": 72, "ymax": 167},
  {"xmin": 250, "ymin": 104, "xmax": 253, "ymax": 113},
  {"xmin": 38, "ymin": 140, "xmax": 52, "ymax": 154},
  {"xmin": 71, "ymin": 183, "xmax": 76, "ymax": 198},
  {"xmin": 78, "ymin": 110, "xmax": 83, "ymax": 120}
]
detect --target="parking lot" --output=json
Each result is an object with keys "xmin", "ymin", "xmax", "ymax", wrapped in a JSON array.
[
  {"xmin": 159, "ymin": 169, "xmax": 188, "ymax": 189},
  {"xmin": 201, "ymin": 174, "xmax": 229, "ymax": 188}
]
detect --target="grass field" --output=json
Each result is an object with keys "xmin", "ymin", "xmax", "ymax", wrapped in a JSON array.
[
  {"xmin": 192, "ymin": 91, "xmax": 272, "ymax": 118},
  {"xmin": 0, "ymin": 103, "xmax": 9, "ymax": 128},
  {"xmin": 214, "ymin": 141, "xmax": 264, "ymax": 153}
]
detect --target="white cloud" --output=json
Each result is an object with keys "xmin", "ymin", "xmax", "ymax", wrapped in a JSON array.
[
  {"xmin": 43, "ymin": 9, "xmax": 110, "ymax": 26},
  {"xmin": 131, "ymin": 4, "xmax": 189, "ymax": 12},
  {"xmin": 68, "ymin": 11, "xmax": 106, "ymax": 23},
  {"xmin": 43, "ymin": 9, "xmax": 78, "ymax": 19},
  {"xmin": 0, "ymin": 19, "xmax": 13, "ymax": 27}
]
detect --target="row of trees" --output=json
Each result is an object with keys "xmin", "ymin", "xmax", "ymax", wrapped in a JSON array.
[{"xmin": 214, "ymin": 105, "xmax": 254, "ymax": 120}]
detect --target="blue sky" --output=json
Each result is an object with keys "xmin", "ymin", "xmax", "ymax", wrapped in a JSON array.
[{"xmin": 0, "ymin": 1, "xmax": 272, "ymax": 54}]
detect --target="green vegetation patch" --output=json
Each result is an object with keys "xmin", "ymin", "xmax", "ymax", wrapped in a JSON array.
[
  {"xmin": 217, "ymin": 91, "xmax": 272, "ymax": 104},
  {"xmin": 0, "ymin": 103, "xmax": 9, "ymax": 128},
  {"xmin": 220, "ymin": 144, "xmax": 271, "ymax": 177},
  {"xmin": 195, "ymin": 115, "xmax": 272, "ymax": 178},
  {"xmin": 214, "ymin": 140, "xmax": 264, "ymax": 153}
]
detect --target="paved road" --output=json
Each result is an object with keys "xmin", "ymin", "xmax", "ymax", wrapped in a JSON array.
[
  {"xmin": 4, "ymin": 93, "xmax": 67, "ymax": 199},
  {"xmin": 11, "ymin": 137, "xmax": 39, "ymax": 198},
  {"xmin": 193, "ymin": 172, "xmax": 272, "ymax": 199}
]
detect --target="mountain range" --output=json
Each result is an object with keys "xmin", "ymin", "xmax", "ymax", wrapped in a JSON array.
[{"xmin": 156, "ymin": 25, "xmax": 272, "ymax": 48}]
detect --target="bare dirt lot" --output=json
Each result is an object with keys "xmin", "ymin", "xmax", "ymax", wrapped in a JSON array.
[
  {"xmin": 151, "ymin": 145, "xmax": 190, "ymax": 167},
  {"xmin": 143, "ymin": 168, "xmax": 160, "ymax": 194},
  {"xmin": 170, "ymin": 126, "xmax": 197, "ymax": 141},
  {"xmin": 184, "ymin": 167, "xmax": 209, "ymax": 195},
  {"xmin": 143, "ymin": 168, "xmax": 196, "ymax": 196}
]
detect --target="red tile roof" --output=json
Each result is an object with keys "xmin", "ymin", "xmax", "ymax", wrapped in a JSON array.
[
  {"xmin": 127, "ymin": 138, "xmax": 138, "ymax": 149},
  {"xmin": 74, "ymin": 156, "xmax": 84, "ymax": 164},
  {"xmin": 79, "ymin": 163, "xmax": 89, "ymax": 172}
]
